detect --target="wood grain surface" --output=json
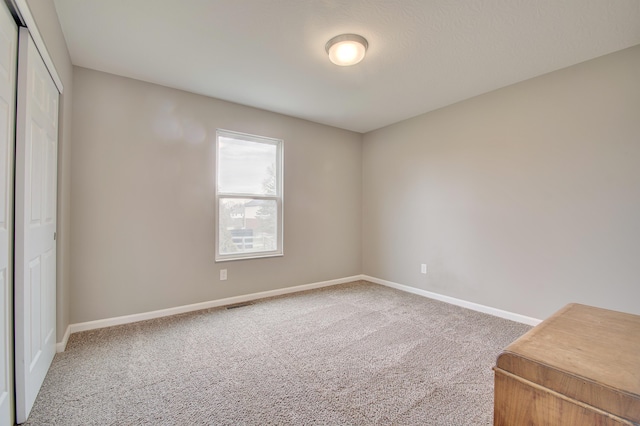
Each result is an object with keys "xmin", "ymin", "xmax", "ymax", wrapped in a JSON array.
[{"xmin": 494, "ymin": 303, "xmax": 640, "ymax": 425}]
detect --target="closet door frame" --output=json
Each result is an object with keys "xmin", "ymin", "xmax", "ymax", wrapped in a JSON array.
[{"xmin": 0, "ymin": 1, "xmax": 17, "ymax": 424}]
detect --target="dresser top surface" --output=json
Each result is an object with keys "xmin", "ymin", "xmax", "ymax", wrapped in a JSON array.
[{"xmin": 500, "ymin": 303, "xmax": 640, "ymax": 396}]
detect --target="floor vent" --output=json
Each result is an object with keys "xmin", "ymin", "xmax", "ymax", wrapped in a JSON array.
[{"xmin": 225, "ymin": 302, "xmax": 253, "ymax": 310}]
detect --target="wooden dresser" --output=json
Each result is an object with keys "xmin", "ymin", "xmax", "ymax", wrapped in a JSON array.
[{"xmin": 493, "ymin": 303, "xmax": 640, "ymax": 425}]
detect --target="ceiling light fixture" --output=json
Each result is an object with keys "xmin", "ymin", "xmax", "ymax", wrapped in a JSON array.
[{"xmin": 325, "ymin": 34, "xmax": 368, "ymax": 66}]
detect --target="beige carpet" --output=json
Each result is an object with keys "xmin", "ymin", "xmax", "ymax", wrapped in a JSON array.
[{"xmin": 25, "ymin": 281, "xmax": 530, "ymax": 425}]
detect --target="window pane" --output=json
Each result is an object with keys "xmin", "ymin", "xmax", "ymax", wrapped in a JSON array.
[
  {"xmin": 218, "ymin": 198, "xmax": 278, "ymax": 255},
  {"xmin": 218, "ymin": 136, "xmax": 277, "ymax": 195}
]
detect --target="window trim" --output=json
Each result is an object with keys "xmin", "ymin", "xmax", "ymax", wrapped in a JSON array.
[{"xmin": 215, "ymin": 129, "xmax": 284, "ymax": 262}]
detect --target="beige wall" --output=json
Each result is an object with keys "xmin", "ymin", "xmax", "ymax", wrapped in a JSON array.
[
  {"xmin": 70, "ymin": 67, "xmax": 362, "ymax": 323},
  {"xmin": 25, "ymin": 0, "xmax": 73, "ymax": 341},
  {"xmin": 363, "ymin": 45, "xmax": 640, "ymax": 320}
]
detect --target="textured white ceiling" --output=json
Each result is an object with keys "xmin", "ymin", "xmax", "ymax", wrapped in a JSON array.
[{"xmin": 53, "ymin": 0, "xmax": 640, "ymax": 133}]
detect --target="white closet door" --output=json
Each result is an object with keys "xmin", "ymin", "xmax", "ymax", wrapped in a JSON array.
[
  {"xmin": 0, "ymin": 3, "xmax": 17, "ymax": 426},
  {"xmin": 14, "ymin": 27, "xmax": 58, "ymax": 424}
]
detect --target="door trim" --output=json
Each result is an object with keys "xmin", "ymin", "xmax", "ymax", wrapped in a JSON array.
[{"xmin": 7, "ymin": 0, "xmax": 64, "ymax": 93}]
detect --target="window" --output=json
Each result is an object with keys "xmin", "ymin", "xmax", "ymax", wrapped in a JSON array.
[{"xmin": 215, "ymin": 129, "xmax": 283, "ymax": 261}]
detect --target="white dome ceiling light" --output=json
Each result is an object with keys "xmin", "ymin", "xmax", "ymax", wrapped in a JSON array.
[{"xmin": 325, "ymin": 34, "xmax": 368, "ymax": 66}]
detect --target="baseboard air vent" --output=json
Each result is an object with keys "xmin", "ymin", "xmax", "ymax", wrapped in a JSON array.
[{"xmin": 225, "ymin": 302, "xmax": 253, "ymax": 310}]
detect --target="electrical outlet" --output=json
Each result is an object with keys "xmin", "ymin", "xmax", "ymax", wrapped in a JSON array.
[
  {"xmin": 421, "ymin": 264, "xmax": 427, "ymax": 274},
  {"xmin": 220, "ymin": 269, "xmax": 227, "ymax": 281}
]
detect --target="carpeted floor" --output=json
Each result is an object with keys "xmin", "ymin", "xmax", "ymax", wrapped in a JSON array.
[{"xmin": 25, "ymin": 280, "xmax": 531, "ymax": 425}]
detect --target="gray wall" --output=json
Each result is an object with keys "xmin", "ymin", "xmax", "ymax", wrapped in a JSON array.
[
  {"xmin": 25, "ymin": 0, "xmax": 73, "ymax": 341},
  {"xmin": 27, "ymin": 4, "xmax": 640, "ymax": 328},
  {"xmin": 70, "ymin": 67, "xmax": 362, "ymax": 323},
  {"xmin": 363, "ymin": 45, "xmax": 640, "ymax": 320}
]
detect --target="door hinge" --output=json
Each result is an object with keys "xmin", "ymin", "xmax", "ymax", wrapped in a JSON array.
[{"xmin": 54, "ymin": 232, "xmax": 56, "ymax": 241}]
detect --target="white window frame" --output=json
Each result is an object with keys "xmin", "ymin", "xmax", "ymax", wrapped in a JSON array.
[{"xmin": 215, "ymin": 129, "xmax": 284, "ymax": 262}]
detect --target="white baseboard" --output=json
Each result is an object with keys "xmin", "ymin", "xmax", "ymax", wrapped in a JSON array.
[
  {"xmin": 56, "ymin": 275, "xmax": 364, "ymax": 352},
  {"xmin": 56, "ymin": 274, "xmax": 539, "ymax": 352},
  {"xmin": 56, "ymin": 325, "xmax": 72, "ymax": 353},
  {"xmin": 363, "ymin": 275, "xmax": 541, "ymax": 326}
]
